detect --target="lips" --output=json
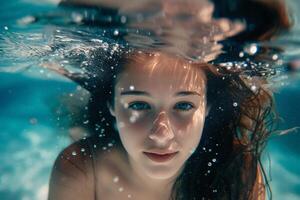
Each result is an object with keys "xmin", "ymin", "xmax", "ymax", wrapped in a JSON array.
[{"xmin": 143, "ymin": 152, "xmax": 178, "ymax": 163}]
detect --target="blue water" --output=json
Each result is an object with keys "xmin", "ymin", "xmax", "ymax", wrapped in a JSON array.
[{"xmin": 0, "ymin": 0, "xmax": 300, "ymax": 200}]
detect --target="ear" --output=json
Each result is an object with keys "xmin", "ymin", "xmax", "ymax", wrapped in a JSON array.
[
  {"xmin": 205, "ymin": 104, "xmax": 211, "ymax": 117},
  {"xmin": 107, "ymin": 102, "xmax": 116, "ymax": 117}
]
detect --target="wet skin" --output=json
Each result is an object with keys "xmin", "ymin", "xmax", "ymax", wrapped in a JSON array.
[{"xmin": 108, "ymin": 53, "xmax": 210, "ymax": 194}]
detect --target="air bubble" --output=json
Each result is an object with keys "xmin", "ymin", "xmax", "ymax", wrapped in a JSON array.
[
  {"xmin": 71, "ymin": 13, "xmax": 83, "ymax": 23},
  {"xmin": 113, "ymin": 176, "xmax": 119, "ymax": 183},
  {"xmin": 129, "ymin": 116, "xmax": 137, "ymax": 123},
  {"xmin": 72, "ymin": 151, "xmax": 77, "ymax": 156},
  {"xmin": 118, "ymin": 187, "xmax": 124, "ymax": 192},
  {"xmin": 250, "ymin": 85, "xmax": 257, "ymax": 91},
  {"xmin": 81, "ymin": 148, "xmax": 85, "ymax": 152},
  {"xmin": 233, "ymin": 102, "xmax": 238, "ymax": 107},
  {"xmin": 212, "ymin": 158, "xmax": 216, "ymax": 162},
  {"xmin": 103, "ymin": 42, "xmax": 109, "ymax": 49},
  {"xmin": 208, "ymin": 162, "xmax": 212, "ymax": 167},
  {"xmin": 113, "ymin": 29, "xmax": 119, "ymax": 36},
  {"xmin": 120, "ymin": 16, "xmax": 127, "ymax": 23},
  {"xmin": 129, "ymin": 85, "xmax": 135, "ymax": 90},
  {"xmin": 112, "ymin": 44, "xmax": 119, "ymax": 51},
  {"xmin": 272, "ymin": 54, "xmax": 278, "ymax": 60},
  {"xmin": 245, "ymin": 44, "xmax": 258, "ymax": 55}
]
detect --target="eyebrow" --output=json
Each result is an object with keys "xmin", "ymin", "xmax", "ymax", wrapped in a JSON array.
[
  {"xmin": 120, "ymin": 90, "xmax": 201, "ymax": 97},
  {"xmin": 121, "ymin": 91, "xmax": 151, "ymax": 96},
  {"xmin": 175, "ymin": 91, "xmax": 201, "ymax": 97}
]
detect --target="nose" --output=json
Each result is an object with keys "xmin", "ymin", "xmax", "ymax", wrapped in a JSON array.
[{"xmin": 148, "ymin": 111, "xmax": 175, "ymax": 145}]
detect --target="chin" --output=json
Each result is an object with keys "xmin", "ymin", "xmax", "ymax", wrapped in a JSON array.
[
  {"xmin": 143, "ymin": 162, "xmax": 183, "ymax": 180},
  {"xmin": 146, "ymin": 169, "xmax": 178, "ymax": 180}
]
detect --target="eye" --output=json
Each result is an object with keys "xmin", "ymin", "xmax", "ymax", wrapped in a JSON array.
[
  {"xmin": 128, "ymin": 101, "xmax": 151, "ymax": 111},
  {"xmin": 174, "ymin": 102, "xmax": 195, "ymax": 111}
]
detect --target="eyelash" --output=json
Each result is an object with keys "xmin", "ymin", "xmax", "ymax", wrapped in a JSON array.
[
  {"xmin": 174, "ymin": 102, "xmax": 195, "ymax": 111},
  {"xmin": 128, "ymin": 101, "xmax": 151, "ymax": 111},
  {"xmin": 128, "ymin": 101, "xmax": 195, "ymax": 111}
]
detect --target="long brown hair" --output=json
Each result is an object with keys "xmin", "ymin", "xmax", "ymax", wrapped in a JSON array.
[{"xmin": 168, "ymin": 62, "xmax": 276, "ymax": 199}]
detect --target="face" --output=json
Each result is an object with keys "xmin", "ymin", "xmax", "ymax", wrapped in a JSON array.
[{"xmin": 109, "ymin": 53, "xmax": 209, "ymax": 181}]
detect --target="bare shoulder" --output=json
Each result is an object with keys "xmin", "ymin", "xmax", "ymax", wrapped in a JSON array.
[
  {"xmin": 48, "ymin": 138, "xmax": 97, "ymax": 200},
  {"xmin": 48, "ymin": 135, "xmax": 130, "ymax": 199},
  {"xmin": 96, "ymin": 144, "xmax": 131, "ymax": 186}
]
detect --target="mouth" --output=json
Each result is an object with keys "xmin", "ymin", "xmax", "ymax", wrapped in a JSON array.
[{"xmin": 143, "ymin": 152, "xmax": 178, "ymax": 163}]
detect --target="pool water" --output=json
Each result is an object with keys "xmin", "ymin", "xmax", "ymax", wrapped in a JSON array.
[{"xmin": 0, "ymin": 0, "xmax": 300, "ymax": 200}]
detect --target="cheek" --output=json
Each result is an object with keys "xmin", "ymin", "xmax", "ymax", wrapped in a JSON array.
[
  {"xmin": 114, "ymin": 107, "xmax": 152, "ymax": 147},
  {"xmin": 174, "ymin": 107, "xmax": 206, "ymax": 148},
  {"xmin": 116, "ymin": 108, "xmax": 152, "ymax": 133}
]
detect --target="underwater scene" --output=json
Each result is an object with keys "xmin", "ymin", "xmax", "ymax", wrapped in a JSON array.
[{"xmin": 0, "ymin": 0, "xmax": 300, "ymax": 199}]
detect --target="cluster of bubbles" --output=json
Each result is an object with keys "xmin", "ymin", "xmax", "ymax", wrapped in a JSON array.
[
  {"xmin": 0, "ymin": 4, "xmax": 291, "ymax": 95},
  {"xmin": 112, "ymin": 176, "xmax": 132, "ymax": 198}
]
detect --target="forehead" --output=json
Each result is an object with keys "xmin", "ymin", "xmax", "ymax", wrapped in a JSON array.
[{"xmin": 116, "ymin": 53, "xmax": 207, "ymax": 94}]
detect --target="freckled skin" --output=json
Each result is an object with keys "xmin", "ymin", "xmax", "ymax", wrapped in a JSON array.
[{"xmin": 109, "ymin": 53, "xmax": 209, "ymax": 192}]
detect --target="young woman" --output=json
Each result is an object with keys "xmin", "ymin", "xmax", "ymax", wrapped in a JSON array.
[
  {"xmin": 47, "ymin": 50, "xmax": 263, "ymax": 200},
  {"xmin": 48, "ymin": 0, "xmax": 291, "ymax": 199}
]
